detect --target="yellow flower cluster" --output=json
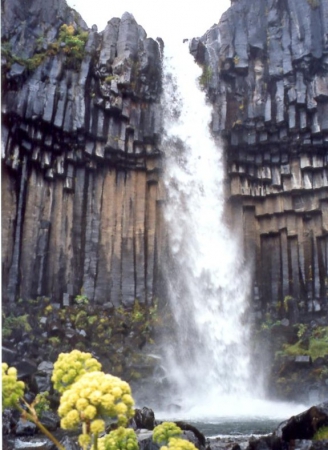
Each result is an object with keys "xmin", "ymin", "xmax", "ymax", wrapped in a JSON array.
[
  {"xmin": 58, "ymin": 371, "xmax": 135, "ymax": 431},
  {"xmin": 94, "ymin": 426, "xmax": 139, "ymax": 450},
  {"xmin": 2, "ymin": 363, "xmax": 25, "ymax": 410},
  {"xmin": 153, "ymin": 422, "xmax": 182, "ymax": 445},
  {"xmin": 52, "ymin": 350, "xmax": 101, "ymax": 393},
  {"xmin": 160, "ymin": 437, "xmax": 197, "ymax": 450}
]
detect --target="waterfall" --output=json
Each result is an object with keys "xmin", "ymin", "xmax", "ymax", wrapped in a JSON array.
[{"xmin": 160, "ymin": 40, "xmax": 252, "ymax": 416}]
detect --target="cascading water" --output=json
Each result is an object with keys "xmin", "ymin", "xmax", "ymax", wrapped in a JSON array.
[{"xmin": 160, "ymin": 40, "xmax": 253, "ymax": 417}]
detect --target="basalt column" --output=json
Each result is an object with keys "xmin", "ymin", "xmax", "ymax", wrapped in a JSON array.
[
  {"xmin": 192, "ymin": 0, "xmax": 328, "ymax": 316},
  {"xmin": 2, "ymin": 0, "xmax": 164, "ymax": 306}
]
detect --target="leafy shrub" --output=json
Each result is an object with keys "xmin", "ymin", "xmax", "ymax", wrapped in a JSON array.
[
  {"xmin": 313, "ymin": 426, "xmax": 328, "ymax": 440},
  {"xmin": 2, "ymin": 313, "xmax": 31, "ymax": 338},
  {"xmin": 95, "ymin": 426, "xmax": 139, "ymax": 450},
  {"xmin": 153, "ymin": 422, "xmax": 182, "ymax": 445}
]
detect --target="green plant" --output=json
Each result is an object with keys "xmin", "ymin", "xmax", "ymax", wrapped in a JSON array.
[
  {"xmin": 313, "ymin": 426, "xmax": 328, "ymax": 440},
  {"xmin": 2, "ymin": 313, "xmax": 32, "ymax": 338},
  {"xmin": 199, "ymin": 65, "xmax": 213, "ymax": 88},
  {"xmin": 296, "ymin": 323, "xmax": 307, "ymax": 338},
  {"xmin": 283, "ymin": 295, "xmax": 293, "ymax": 312},
  {"xmin": 95, "ymin": 426, "xmax": 139, "ymax": 450},
  {"xmin": 105, "ymin": 75, "xmax": 115, "ymax": 84},
  {"xmin": 34, "ymin": 391, "xmax": 51, "ymax": 416},
  {"xmin": 153, "ymin": 422, "xmax": 183, "ymax": 445},
  {"xmin": 233, "ymin": 55, "xmax": 240, "ymax": 65},
  {"xmin": 2, "ymin": 363, "xmax": 65, "ymax": 450},
  {"xmin": 58, "ymin": 24, "xmax": 88, "ymax": 68},
  {"xmin": 74, "ymin": 294, "xmax": 89, "ymax": 305}
]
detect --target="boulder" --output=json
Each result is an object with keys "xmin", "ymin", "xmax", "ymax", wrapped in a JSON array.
[{"xmin": 277, "ymin": 402, "xmax": 328, "ymax": 441}]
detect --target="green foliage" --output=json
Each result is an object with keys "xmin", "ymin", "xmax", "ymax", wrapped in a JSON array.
[
  {"xmin": 2, "ymin": 313, "xmax": 32, "ymax": 338},
  {"xmin": 105, "ymin": 75, "xmax": 116, "ymax": 84},
  {"xmin": 313, "ymin": 426, "xmax": 328, "ymax": 440},
  {"xmin": 95, "ymin": 426, "xmax": 139, "ymax": 450},
  {"xmin": 52, "ymin": 349, "xmax": 102, "ymax": 393},
  {"xmin": 153, "ymin": 422, "xmax": 183, "ymax": 445},
  {"xmin": 74, "ymin": 294, "xmax": 89, "ymax": 305},
  {"xmin": 260, "ymin": 314, "xmax": 281, "ymax": 331},
  {"xmin": 33, "ymin": 391, "xmax": 50, "ymax": 416},
  {"xmin": 2, "ymin": 296, "xmax": 161, "ymax": 383},
  {"xmin": 199, "ymin": 65, "xmax": 213, "ymax": 88},
  {"xmin": 296, "ymin": 323, "xmax": 307, "ymax": 338},
  {"xmin": 2, "ymin": 363, "xmax": 25, "ymax": 410},
  {"xmin": 233, "ymin": 55, "xmax": 240, "ymax": 65},
  {"xmin": 2, "ymin": 23, "xmax": 88, "ymax": 75},
  {"xmin": 283, "ymin": 295, "xmax": 293, "ymax": 312},
  {"xmin": 280, "ymin": 326, "xmax": 328, "ymax": 361},
  {"xmin": 58, "ymin": 24, "xmax": 88, "ymax": 68}
]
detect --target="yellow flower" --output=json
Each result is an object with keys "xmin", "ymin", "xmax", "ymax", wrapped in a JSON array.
[
  {"xmin": 78, "ymin": 434, "xmax": 91, "ymax": 447},
  {"xmin": 76, "ymin": 398, "xmax": 89, "ymax": 410},
  {"xmin": 88, "ymin": 390, "xmax": 102, "ymax": 405},
  {"xmin": 115, "ymin": 402, "xmax": 128, "ymax": 415},
  {"xmin": 83, "ymin": 405, "xmax": 97, "ymax": 420},
  {"xmin": 90, "ymin": 419, "xmax": 105, "ymax": 434}
]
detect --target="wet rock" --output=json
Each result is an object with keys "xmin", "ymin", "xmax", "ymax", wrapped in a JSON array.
[
  {"xmin": 134, "ymin": 407, "xmax": 156, "ymax": 430},
  {"xmin": 278, "ymin": 401, "xmax": 328, "ymax": 441},
  {"xmin": 39, "ymin": 411, "xmax": 60, "ymax": 432},
  {"xmin": 3, "ymin": 409, "xmax": 13, "ymax": 435},
  {"xmin": 58, "ymin": 435, "xmax": 80, "ymax": 450},
  {"xmin": 15, "ymin": 359, "xmax": 38, "ymax": 379},
  {"xmin": 13, "ymin": 437, "xmax": 55, "ymax": 450},
  {"xmin": 15, "ymin": 419, "xmax": 37, "ymax": 436}
]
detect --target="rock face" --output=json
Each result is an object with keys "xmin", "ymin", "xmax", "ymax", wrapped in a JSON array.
[
  {"xmin": 2, "ymin": 0, "xmax": 328, "ymax": 370},
  {"xmin": 2, "ymin": 0, "xmax": 164, "ymax": 306},
  {"xmin": 192, "ymin": 0, "xmax": 328, "ymax": 315}
]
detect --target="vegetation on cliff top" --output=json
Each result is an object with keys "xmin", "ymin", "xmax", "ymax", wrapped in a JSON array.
[{"xmin": 1, "ymin": 23, "xmax": 89, "ymax": 74}]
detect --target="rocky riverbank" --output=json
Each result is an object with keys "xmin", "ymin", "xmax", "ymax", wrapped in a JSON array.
[{"xmin": 3, "ymin": 402, "xmax": 328, "ymax": 449}]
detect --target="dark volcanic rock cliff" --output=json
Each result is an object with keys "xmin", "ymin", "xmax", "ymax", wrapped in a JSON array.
[
  {"xmin": 2, "ymin": 0, "xmax": 328, "ymax": 320},
  {"xmin": 2, "ymin": 0, "xmax": 164, "ymax": 306},
  {"xmin": 192, "ymin": 0, "xmax": 328, "ymax": 317}
]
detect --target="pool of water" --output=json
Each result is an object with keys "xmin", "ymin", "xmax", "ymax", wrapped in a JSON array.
[
  {"xmin": 155, "ymin": 398, "xmax": 309, "ymax": 438},
  {"xmin": 188, "ymin": 418, "xmax": 281, "ymax": 437}
]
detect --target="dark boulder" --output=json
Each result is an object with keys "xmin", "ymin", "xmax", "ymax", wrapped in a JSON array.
[
  {"xmin": 134, "ymin": 407, "xmax": 156, "ymax": 430},
  {"xmin": 277, "ymin": 402, "xmax": 328, "ymax": 441}
]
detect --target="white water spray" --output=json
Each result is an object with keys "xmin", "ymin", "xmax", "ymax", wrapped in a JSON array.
[
  {"xmin": 157, "ymin": 41, "xmax": 308, "ymax": 421},
  {"xmin": 160, "ymin": 41, "xmax": 252, "ymax": 415}
]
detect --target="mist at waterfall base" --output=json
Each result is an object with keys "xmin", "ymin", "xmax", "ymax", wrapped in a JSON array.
[{"xmin": 152, "ymin": 40, "xmax": 308, "ymax": 429}]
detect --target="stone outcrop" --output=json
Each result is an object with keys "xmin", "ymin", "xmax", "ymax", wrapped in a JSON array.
[
  {"xmin": 2, "ymin": 0, "xmax": 327, "ymax": 334},
  {"xmin": 192, "ymin": 0, "xmax": 328, "ymax": 315},
  {"xmin": 2, "ymin": 0, "xmax": 164, "ymax": 305}
]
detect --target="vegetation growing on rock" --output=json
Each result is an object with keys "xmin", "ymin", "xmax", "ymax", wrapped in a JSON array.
[
  {"xmin": 2, "ymin": 296, "xmax": 163, "ymax": 383},
  {"xmin": 1, "ymin": 23, "xmax": 88, "ymax": 75}
]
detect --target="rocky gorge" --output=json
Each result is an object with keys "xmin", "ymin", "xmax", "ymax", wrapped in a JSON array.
[{"xmin": 1, "ymin": 0, "xmax": 328, "ymax": 424}]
